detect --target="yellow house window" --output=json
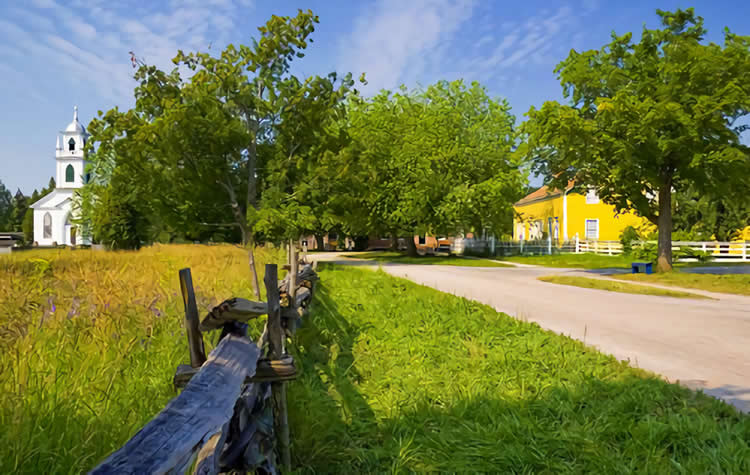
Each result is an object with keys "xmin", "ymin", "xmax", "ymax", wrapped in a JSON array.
[
  {"xmin": 585, "ymin": 219, "xmax": 599, "ymax": 239},
  {"xmin": 531, "ymin": 220, "xmax": 544, "ymax": 240}
]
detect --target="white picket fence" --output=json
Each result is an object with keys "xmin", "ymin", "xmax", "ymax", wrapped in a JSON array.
[
  {"xmin": 457, "ymin": 237, "xmax": 749, "ymax": 262},
  {"xmin": 576, "ymin": 239, "xmax": 623, "ymax": 255}
]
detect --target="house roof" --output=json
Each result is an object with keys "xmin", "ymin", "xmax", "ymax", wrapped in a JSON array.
[{"xmin": 515, "ymin": 180, "xmax": 575, "ymax": 206}]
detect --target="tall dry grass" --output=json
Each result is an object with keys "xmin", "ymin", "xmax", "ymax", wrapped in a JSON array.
[{"xmin": 0, "ymin": 244, "xmax": 283, "ymax": 473}]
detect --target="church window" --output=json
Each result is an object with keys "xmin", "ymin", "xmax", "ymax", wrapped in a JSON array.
[
  {"xmin": 43, "ymin": 213, "xmax": 52, "ymax": 239},
  {"xmin": 68, "ymin": 138, "xmax": 75, "ymax": 151},
  {"xmin": 65, "ymin": 164, "xmax": 75, "ymax": 183}
]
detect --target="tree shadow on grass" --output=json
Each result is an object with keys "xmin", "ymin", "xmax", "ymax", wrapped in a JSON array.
[
  {"xmin": 287, "ymin": 273, "xmax": 750, "ymax": 473},
  {"xmin": 287, "ymin": 278, "xmax": 379, "ymax": 472}
]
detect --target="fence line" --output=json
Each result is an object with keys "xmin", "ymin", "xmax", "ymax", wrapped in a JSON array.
[
  {"xmin": 89, "ymin": 242, "xmax": 317, "ymax": 474},
  {"xmin": 457, "ymin": 237, "xmax": 749, "ymax": 261}
]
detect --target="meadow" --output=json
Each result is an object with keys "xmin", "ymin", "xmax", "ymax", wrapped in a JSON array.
[
  {"xmin": 1, "ymin": 246, "xmax": 748, "ymax": 473},
  {"xmin": 0, "ymin": 244, "xmax": 283, "ymax": 473}
]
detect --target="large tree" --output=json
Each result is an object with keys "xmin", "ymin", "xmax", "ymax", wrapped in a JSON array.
[
  {"xmin": 522, "ymin": 9, "xmax": 750, "ymax": 271},
  {"xmin": 86, "ymin": 9, "xmax": 361, "ymax": 296},
  {"xmin": 254, "ymin": 72, "xmax": 361, "ymax": 242},
  {"xmin": 343, "ymin": 80, "xmax": 524, "ymax": 255}
]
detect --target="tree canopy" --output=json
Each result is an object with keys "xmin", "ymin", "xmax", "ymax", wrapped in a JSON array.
[
  {"xmin": 339, "ymin": 80, "xmax": 524, "ymax": 253},
  {"xmin": 522, "ymin": 8, "xmax": 750, "ymax": 271}
]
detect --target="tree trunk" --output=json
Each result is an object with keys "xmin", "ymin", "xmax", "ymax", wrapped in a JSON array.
[
  {"xmin": 405, "ymin": 235, "xmax": 418, "ymax": 257},
  {"xmin": 656, "ymin": 179, "xmax": 673, "ymax": 273},
  {"xmin": 390, "ymin": 232, "xmax": 399, "ymax": 251},
  {"xmin": 224, "ymin": 181, "xmax": 261, "ymax": 299},
  {"xmin": 247, "ymin": 237, "xmax": 261, "ymax": 300},
  {"xmin": 315, "ymin": 234, "xmax": 325, "ymax": 251}
]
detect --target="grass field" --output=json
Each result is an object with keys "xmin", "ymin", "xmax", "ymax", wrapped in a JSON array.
[
  {"xmin": 345, "ymin": 251, "xmax": 511, "ymax": 267},
  {"xmin": 497, "ymin": 253, "xmax": 632, "ymax": 268},
  {"xmin": 1, "ymin": 247, "xmax": 748, "ymax": 473},
  {"xmin": 614, "ymin": 272, "xmax": 750, "ymax": 296},
  {"xmin": 0, "ymin": 244, "xmax": 284, "ymax": 474},
  {"xmin": 538, "ymin": 275, "xmax": 709, "ymax": 299}
]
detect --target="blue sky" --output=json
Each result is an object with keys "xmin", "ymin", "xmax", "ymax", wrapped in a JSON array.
[{"xmin": 1, "ymin": 0, "xmax": 748, "ymax": 193}]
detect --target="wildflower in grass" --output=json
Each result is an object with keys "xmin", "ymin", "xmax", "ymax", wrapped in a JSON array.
[{"xmin": 67, "ymin": 297, "xmax": 80, "ymax": 319}]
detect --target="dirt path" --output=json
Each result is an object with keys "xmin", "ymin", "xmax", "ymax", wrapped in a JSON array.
[{"xmin": 310, "ymin": 253, "xmax": 750, "ymax": 412}]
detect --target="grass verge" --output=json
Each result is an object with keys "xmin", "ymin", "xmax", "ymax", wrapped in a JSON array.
[
  {"xmin": 289, "ymin": 264, "xmax": 748, "ymax": 473},
  {"xmin": 345, "ymin": 251, "xmax": 511, "ymax": 267},
  {"xmin": 614, "ymin": 272, "xmax": 750, "ymax": 296},
  {"xmin": 497, "ymin": 253, "xmax": 632, "ymax": 269},
  {"xmin": 537, "ymin": 275, "xmax": 710, "ymax": 299}
]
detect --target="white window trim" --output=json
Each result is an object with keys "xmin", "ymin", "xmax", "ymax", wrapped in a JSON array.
[{"xmin": 585, "ymin": 218, "xmax": 600, "ymax": 240}]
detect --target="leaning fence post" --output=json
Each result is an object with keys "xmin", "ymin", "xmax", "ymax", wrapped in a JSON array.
[
  {"xmin": 178, "ymin": 268, "xmax": 206, "ymax": 368},
  {"xmin": 575, "ymin": 235, "xmax": 580, "ymax": 254},
  {"xmin": 264, "ymin": 264, "xmax": 291, "ymax": 471}
]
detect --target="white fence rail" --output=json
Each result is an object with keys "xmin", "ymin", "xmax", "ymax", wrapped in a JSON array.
[
  {"xmin": 457, "ymin": 237, "xmax": 749, "ymax": 261},
  {"xmin": 668, "ymin": 241, "xmax": 749, "ymax": 261}
]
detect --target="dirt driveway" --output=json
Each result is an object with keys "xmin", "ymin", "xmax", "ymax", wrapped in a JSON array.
[{"xmin": 311, "ymin": 254, "xmax": 750, "ymax": 412}]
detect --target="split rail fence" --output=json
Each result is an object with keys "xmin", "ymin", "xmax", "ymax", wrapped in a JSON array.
[{"xmin": 89, "ymin": 242, "xmax": 316, "ymax": 474}]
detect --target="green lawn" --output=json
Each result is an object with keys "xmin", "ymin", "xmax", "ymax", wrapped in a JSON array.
[
  {"xmin": 345, "ymin": 251, "xmax": 511, "ymax": 267},
  {"xmin": 538, "ymin": 275, "xmax": 709, "ymax": 299},
  {"xmin": 497, "ymin": 253, "xmax": 632, "ymax": 269},
  {"xmin": 288, "ymin": 264, "xmax": 749, "ymax": 473},
  {"xmin": 614, "ymin": 272, "xmax": 750, "ymax": 296}
]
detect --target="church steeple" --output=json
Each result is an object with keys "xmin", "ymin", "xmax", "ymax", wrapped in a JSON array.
[{"xmin": 56, "ymin": 106, "xmax": 89, "ymax": 189}]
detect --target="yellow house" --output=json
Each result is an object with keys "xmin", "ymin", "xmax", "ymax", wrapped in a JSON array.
[{"xmin": 513, "ymin": 182, "xmax": 648, "ymax": 242}]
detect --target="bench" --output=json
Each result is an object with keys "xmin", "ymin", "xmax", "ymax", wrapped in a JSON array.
[{"xmin": 631, "ymin": 262, "xmax": 653, "ymax": 274}]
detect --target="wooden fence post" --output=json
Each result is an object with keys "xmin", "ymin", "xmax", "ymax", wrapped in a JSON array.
[
  {"xmin": 178, "ymin": 268, "xmax": 206, "ymax": 368},
  {"xmin": 289, "ymin": 240, "xmax": 298, "ymax": 311},
  {"xmin": 264, "ymin": 264, "xmax": 291, "ymax": 471}
]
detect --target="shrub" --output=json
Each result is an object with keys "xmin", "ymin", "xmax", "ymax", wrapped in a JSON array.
[
  {"xmin": 619, "ymin": 225, "xmax": 641, "ymax": 254},
  {"xmin": 631, "ymin": 242, "xmax": 657, "ymax": 262},
  {"xmin": 675, "ymin": 246, "xmax": 713, "ymax": 263}
]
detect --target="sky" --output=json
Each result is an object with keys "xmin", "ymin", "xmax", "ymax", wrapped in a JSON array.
[{"xmin": 1, "ymin": 0, "xmax": 749, "ymax": 194}]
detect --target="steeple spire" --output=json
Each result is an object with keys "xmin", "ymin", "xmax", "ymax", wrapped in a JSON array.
[{"xmin": 73, "ymin": 105, "xmax": 78, "ymax": 122}]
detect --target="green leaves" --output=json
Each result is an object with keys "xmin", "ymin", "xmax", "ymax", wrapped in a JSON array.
[{"xmin": 339, "ymin": 80, "xmax": 524, "ymax": 239}]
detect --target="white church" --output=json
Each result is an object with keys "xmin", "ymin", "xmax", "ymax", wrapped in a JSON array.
[{"xmin": 30, "ymin": 106, "xmax": 91, "ymax": 246}]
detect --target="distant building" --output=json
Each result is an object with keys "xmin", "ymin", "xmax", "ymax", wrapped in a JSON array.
[
  {"xmin": 30, "ymin": 107, "xmax": 91, "ymax": 246},
  {"xmin": 513, "ymin": 182, "xmax": 646, "ymax": 242}
]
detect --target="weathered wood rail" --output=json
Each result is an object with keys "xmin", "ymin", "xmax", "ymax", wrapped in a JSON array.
[{"xmin": 89, "ymin": 242, "xmax": 318, "ymax": 474}]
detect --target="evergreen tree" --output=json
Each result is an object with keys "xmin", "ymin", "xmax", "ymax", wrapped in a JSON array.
[{"xmin": 0, "ymin": 180, "xmax": 11, "ymax": 230}]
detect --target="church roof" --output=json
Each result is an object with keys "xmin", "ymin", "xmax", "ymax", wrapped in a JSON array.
[
  {"xmin": 30, "ymin": 189, "xmax": 73, "ymax": 210},
  {"xmin": 64, "ymin": 106, "xmax": 86, "ymax": 134}
]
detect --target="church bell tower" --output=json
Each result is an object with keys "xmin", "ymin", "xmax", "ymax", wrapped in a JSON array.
[{"xmin": 56, "ymin": 106, "xmax": 89, "ymax": 189}]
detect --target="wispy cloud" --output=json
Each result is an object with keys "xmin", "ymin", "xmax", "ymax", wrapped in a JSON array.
[
  {"xmin": 337, "ymin": 1, "xmax": 595, "ymax": 96},
  {"xmin": 0, "ymin": 0, "xmax": 253, "ymax": 108},
  {"xmin": 338, "ymin": 0, "xmax": 476, "ymax": 93}
]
